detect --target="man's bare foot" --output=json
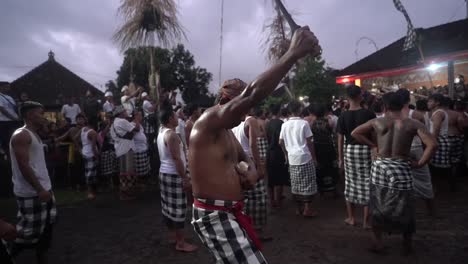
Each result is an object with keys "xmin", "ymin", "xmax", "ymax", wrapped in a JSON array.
[
  {"xmin": 344, "ymin": 218, "xmax": 356, "ymax": 226},
  {"xmin": 87, "ymin": 192, "xmax": 96, "ymax": 200},
  {"xmin": 303, "ymin": 210, "xmax": 318, "ymax": 218},
  {"xmin": 175, "ymin": 242, "xmax": 198, "ymax": 252}
]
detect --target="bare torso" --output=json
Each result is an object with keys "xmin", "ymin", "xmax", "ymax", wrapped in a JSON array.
[
  {"xmin": 447, "ymin": 109, "xmax": 462, "ymax": 136},
  {"xmin": 189, "ymin": 107, "xmax": 245, "ymax": 201},
  {"xmin": 257, "ymin": 118, "xmax": 266, "ymax": 138},
  {"xmin": 373, "ymin": 117, "xmax": 420, "ymax": 159}
]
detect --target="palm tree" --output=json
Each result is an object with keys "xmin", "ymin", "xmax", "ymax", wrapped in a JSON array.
[{"xmin": 113, "ymin": 0, "xmax": 186, "ymax": 105}]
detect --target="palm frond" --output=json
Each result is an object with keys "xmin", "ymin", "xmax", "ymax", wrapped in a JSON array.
[
  {"xmin": 262, "ymin": 5, "xmax": 290, "ymax": 63},
  {"xmin": 113, "ymin": 0, "xmax": 186, "ymax": 50}
]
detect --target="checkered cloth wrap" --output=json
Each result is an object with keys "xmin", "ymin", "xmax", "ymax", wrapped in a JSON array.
[
  {"xmin": 14, "ymin": 193, "xmax": 57, "ymax": 244},
  {"xmin": 289, "ymin": 161, "xmax": 317, "ymax": 201},
  {"xmin": 449, "ymin": 135, "xmax": 464, "ymax": 164},
  {"xmin": 100, "ymin": 150, "xmax": 118, "ymax": 176},
  {"xmin": 134, "ymin": 151, "xmax": 150, "ymax": 177},
  {"xmin": 257, "ymin": 137, "xmax": 268, "ymax": 160},
  {"xmin": 84, "ymin": 156, "xmax": 98, "ymax": 185},
  {"xmin": 431, "ymin": 135, "xmax": 451, "ymax": 168},
  {"xmin": 371, "ymin": 158, "xmax": 413, "ymax": 190},
  {"xmin": 370, "ymin": 157, "xmax": 415, "ymax": 234},
  {"xmin": 344, "ymin": 144, "xmax": 372, "ymax": 205},
  {"xmin": 143, "ymin": 116, "xmax": 155, "ymax": 134},
  {"xmin": 159, "ymin": 173, "xmax": 187, "ymax": 223},
  {"xmin": 244, "ymin": 179, "xmax": 267, "ymax": 228},
  {"xmin": 192, "ymin": 198, "xmax": 268, "ymax": 264}
]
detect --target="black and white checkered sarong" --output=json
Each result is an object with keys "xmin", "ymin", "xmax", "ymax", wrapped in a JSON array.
[
  {"xmin": 84, "ymin": 156, "xmax": 98, "ymax": 185},
  {"xmin": 431, "ymin": 135, "xmax": 451, "ymax": 168},
  {"xmin": 134, "ymin": 151, "xmax": 150, "ymax": 177},
  {"xmin": 449, "ymin": 135, "xmax": 464, "ymax": 165},
  {"xmin": 100, "ymin": 150, "xmax": 118, "ymax": 176},
  {"xmin": 14, "ymin": 193, "xmax": 57, "ymax": 244},
  {"xmin": 192, "ymin": 198, "xmax": 267, "ymax": 264},
  {"xmin": 289, "ymin": 161, "xmax": 317, "ymax": 201},
  {"xmin": 244, "ymin": 179, "xmax": 267, "ymax": 228},
  {"xmin": 257, "ymin": 137, "xmax": 268, "ymax": 160},
  {"xmin": 370, "ymin": 157, "xmax": 415, "ymax": 234},
  {"xmin": 143, "ymin": 116, "xmax": 155, "ymax": 134},
  {"xmin": 344, "ymin": 144, "xmax": 372, "ymax": 205},
  {"xmin": 159, "ymin": 173, "xmax": 187, "ymax": 224}
]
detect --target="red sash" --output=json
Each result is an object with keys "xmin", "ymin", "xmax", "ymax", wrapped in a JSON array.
[{"xmin": 193, "ymin": 199, "xmax": 262, "ymax": 250}]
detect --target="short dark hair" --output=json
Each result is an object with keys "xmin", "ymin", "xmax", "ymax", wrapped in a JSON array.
[
  {"xmin": 76, "ymin": 113, "xmax": 86, "ymax": 120},
  {"xmin": 185, "ymin": 104, "xmax": 199, "ymax": 117},
  {"xmin": 382, "ymin": 92, "xmax": 404, "ymax": 111},
  {"xmin": 370, "ymin": 99, "xmax": 384, "ymax": 113},
  {"xmin": 159, "ymin": 107, "xmax": 174, "ymax": 125},
  {"xmin": 20, "ymin": 101, "xmax": 44, "ymax": 118},
  {"xmin": 269, "ymin": 104, "xmax": 281, "ymax": 116},
  {"xmin": 416, "ymin": 99, "xmax": 428, "ymax": 111},
  {"xmin": 396, "ymin": 88, "xmax": 411, "ymax": 105},
  {"xmin": 441, "ymin": 96, "xmax": 452, "ymax": 108},
  {"xmin": 253, "ymin": 106, "xmax": 263, "ymax": 118},
  {"xmin": 346, "ymin": 85, "xmax": 362, "ymax": 99},
  {"xmin": 280, "ymin": 107, "xmax": 289, "ymax": 118},
  {"xmin": 310, "ymin": 104, "xmax": 326, "ymax": 119},
  {"xmin": 428, "ymin": 93, "xmax": 444, "ymax": 104},
  {"xmin": 288, "ymin": 100, "xmax": 303, "ymax": 115}
]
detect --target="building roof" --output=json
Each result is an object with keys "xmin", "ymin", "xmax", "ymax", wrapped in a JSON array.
[
  {"xmin": 10, "ymin": 51, "xmax": 103, "ymax": 106},
  {"xmin": 338, "ymin": 18, "xmax": 468, "ymax": 77}
]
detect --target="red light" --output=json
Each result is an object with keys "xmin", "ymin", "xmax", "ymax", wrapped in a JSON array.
[{"xmin": 342, "ymin": 78, "xmax": 350, "ymax": 83}]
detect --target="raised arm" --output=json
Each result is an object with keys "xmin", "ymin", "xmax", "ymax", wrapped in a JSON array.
[
  {"xmin": 11, "ymin": 131, "xmax": 51, "ymax": 202},
  {"xmin": 211, "ymin": 27, "xmax": 320, "ymax": 129},
  {"xmin": 351, "ymin": 120, "xmax": 377, "ymax": 148}
]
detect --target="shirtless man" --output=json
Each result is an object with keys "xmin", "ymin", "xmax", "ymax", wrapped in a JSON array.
[
  {"xmin": 184, "ymin": 104, "xmax": 201, "ymax": 147},
  {"xmin": 352, "ymin": 92, "xmax": 437, "ymax": 255},
  {"xmin": 396, "ymin": 89, "xmax": 435, "ymax": 216},
  {"xmin": 190, "ymin": 26, "xmax": 320, "ymax": 263},
  {"xmin": 443, "ymin": 97, "xmax": 467, "ymax": 191}
]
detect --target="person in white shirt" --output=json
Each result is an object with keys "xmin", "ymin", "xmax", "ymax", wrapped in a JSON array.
[
  {"xmin": 102, "ymin": 91, "xmax": 115, "ymax": 113},
  {"xmin": 131, "ymin": 111, "xmax": 150, "ymax": 184},
  {"xmin": 8, "ymin": 101, "xmax": 57, "ymax": 263},
  {"xmin": 78, "ymin": 114, "xmax": 100, "ymax": 200},
  {"xmin": 141, "ymin": 92, "xmax": 156, "ymax": 135},
  {"xmin": 111, "ymin": 105, "xmax": 141, "ymax": 200},
  {"xmin": 175, "ymin": 107, "xmax": 187, "ymax": 148},
  {"xmin": 121, "ymin": 85, "xmax": 142, "ymax": 118},
  {"xmin": 157, "ymin": 107, "xmax": 197, "ymax": 252},
  {"xmin": 61, "ymin": 97, "xmax": 81, "ymax": 125},
  {"xmin": 279, "ymin": 100, "xmax": 318, "ymax": 217},
  {"xmin": 0, "ymin": 82, "xmax": 20, "ymax": 154}
]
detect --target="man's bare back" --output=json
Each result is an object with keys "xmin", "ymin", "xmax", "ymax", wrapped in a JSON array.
[{"xmin": 447, "ymin": 109, "xmax": 463, "ymax": 136}]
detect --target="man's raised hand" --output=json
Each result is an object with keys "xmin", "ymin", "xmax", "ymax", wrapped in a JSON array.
[{"xmin": 288, "ymin": 26, "xmax": 321, "ymax": 59}]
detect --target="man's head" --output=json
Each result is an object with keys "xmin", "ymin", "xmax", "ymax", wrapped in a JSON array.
[
  {"xmin": 216, "ymin": 79, "xmax": 247, "ymax": 105},
  {"xmin": 370, "ymin": 99, "xmax": 384, "ymax": 114},
  {"xmin": 141, "ymin": 92, "xmax": 149, "ymax": 101},
  {"xmin": 67, "ymin": 97, "xmax": 76, "ymax": 106},
  {"xmin": 159, "ymin": 107, "xmax": 178, "ymax": 128},
  {"xmin": 105, "ymin": 91, "xmax": 113, "ymax": 101},
  {"xmin": 382, "ymin": 92, "xmax": 404, "ymax": 112},
  {"xmin": 185, "ymin": 103, "xmax": 201, "ymax": 119},
  {"xmin": 86, "ymin": 90, "xmax": 94, "ymax": 98},
  {"xmin": 113, "ymin": 105, "xmax": 127, "ymax": 119},
  {"xmin": 20, "ymin": 101, "xmax": 46, "ymax": 127},
  {"xmin": 20, "ymin": 92, "xmax": 29, "ymax": 102},
  {"xmin": 121, "ymin": 85, "xmax": 130, "ymax": 96},
  {"xmin": 76, "ymin": 113, "xmax": 87, "ymax": 126},
  {"xmin": 441, "ymin": 96, "xmax": 452, "ymax": 109},
  {"xmin": 416, "ymin": 99, "xmax": 428, "ymax": 111},
  {"xmin": 288, "ymin": 100, "xmax": 303, "ymax": 116},
  {"xmin": 132, "ymin": 110, "xmax": 143, "ymax": 123},
  {"xmin": 453, "ymin": 100, "xmax": 465, "ymax": 112},
  {"xmin": 269, "ymin": 104, "xmax": 281, "ymax": 116},
  {"xmin": 346, "ymin": 85, "xmax": 362, "ymax": 102},
  {"xmin": 252, "ymin": 106, "xmax": 263, "ymax": 118},
  {"xmin": 396, "ymin": 88, "xmax": 411, "ymax": 105},
  {"xmin": 427, "ymin": 93, "xmax": 444, "ymax": 111},
  {"xmin": 0, "ymin": 81, "xmax": 10, "ymax": 93}
]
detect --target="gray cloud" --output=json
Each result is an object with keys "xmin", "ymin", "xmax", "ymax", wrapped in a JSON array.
[{"xmin": 0, "ymin": 0, "xmax": 465, "ymax": 93}]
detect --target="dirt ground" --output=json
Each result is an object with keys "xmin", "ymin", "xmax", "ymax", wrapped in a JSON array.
[{"xmin": 4, "ymin": 177, "xmax": 468, "ymax": 264}]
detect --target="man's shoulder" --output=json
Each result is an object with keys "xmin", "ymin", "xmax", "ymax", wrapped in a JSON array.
[{"xmin": 11, "ymin": 128, "xmax": 31, "ymax": 144}]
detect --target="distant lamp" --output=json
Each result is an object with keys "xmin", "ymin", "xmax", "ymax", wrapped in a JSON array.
[
  {"xmin": 372, "ymin": 83, "xmax": 376, "ymax": 87},
  {"xmin": 299, "ymin": 96, "xmax": 304, "ymax": 101},
  {"xmin": 455, "ymin": 77, "xmax": 460, "ymax": 84},
  {"xmin": 427, "ymin": 63, "xmax": 440, "ymax": 72},
  {"xmin": 410, "ymin": 91, "xmax": 414, "ymax": 94}
]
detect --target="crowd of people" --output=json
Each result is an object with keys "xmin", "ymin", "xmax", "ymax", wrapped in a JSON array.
[{"xmin": 1, "ymin": 26, "xmax": 468, "ymax": 264}]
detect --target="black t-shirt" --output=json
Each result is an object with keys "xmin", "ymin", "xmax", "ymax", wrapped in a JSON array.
[{"xmin": 337, "ymin": 108, "xmax": 376, "ymax": 145}]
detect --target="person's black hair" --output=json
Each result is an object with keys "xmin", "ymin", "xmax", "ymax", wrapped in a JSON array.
[
  {"xmin": 346, "ymin": 85, "xmax": 362, "ymax": 100},
  {"xmin": 441, "ymin": 96, "xmax": 453, "ymax": 109},
  {"xmin": 280, "ymin": 107, "xmax": 289, "ymax": 118},
  {"xmin": 370, "ymin": 99, "xmax": 384, "ymax": 113},
  {"xmin": 288, "ymin": 100, "xmax": 303, "ymax": 115},
  {"xmin": 19, "ymin": 101, "xmax": 44, "ymax": 118},
  {"xmin": 301, "ymin": 107, "xmax": 310, "ymax": 117},
  {"xmin": 428, "ymin": 93, "xmax": 444, "ymax": 104},
  {"xmin": 396, "ymin": 88, "xmax": 411, "ymax": 105},
  {"xmin": 409, "ymin": 104, "xmax": 415, "ymax": 110},
  {"xmin": 159, "ymin": 106, "xmax": 175, "ymax": 125},
  {"xmin": 310, "ymin": 104, "xmax": 326, "ymax": 119},
  {"xmin": 269, "ymin": 104, "xmax": 281, "ymax": 116},
  {"xmin": 185, "ymin": 104, "xmax": 199, "ymax": 117},
  {"xmin": 76, "ymin": 113, "xmax": 86, "ymax": 120},
  {"xmin": 416, "ymin": 99, "xmax": 428, "ymax": 111},
  {"xmin": 382, "ymin": 92, "xmax": 404, "ymax": 111},
  {"xmin": 253, "ymin": 106, "xmax": 263, "ymax": 118},
  {"xmin": 453, "ymin": 100, "xmax": 465, "ymax": 111}
]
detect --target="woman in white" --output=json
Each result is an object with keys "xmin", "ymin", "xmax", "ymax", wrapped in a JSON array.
[
  {"xmin": 132, "ymin": 111, "xmax": 150, "ymax": 185},
  {"xmin": 79, "ymin": 114, "xmax": 100, "ymax": 200}
]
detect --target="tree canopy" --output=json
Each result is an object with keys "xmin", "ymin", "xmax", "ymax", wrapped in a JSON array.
[{"xmin": 116, "ymin": 44, "xmax": 215, "ymax": 107}]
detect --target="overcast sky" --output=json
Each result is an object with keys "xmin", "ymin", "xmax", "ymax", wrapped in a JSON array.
[{"xmin": 0, "ymin": 0, "xmax": 466, "ymax": 93}]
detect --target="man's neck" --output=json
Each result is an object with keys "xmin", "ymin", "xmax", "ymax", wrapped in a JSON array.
[
  {"xmin": 348, "ymin": 100, "xmax": 361, "ymax": 111},
  {"xmin": 386, "ymin": 111, "xmax": 404, "ymax": 119},
  {"xmin": 24, "ymin": 122, "xmax": 40, "ymax": 133}
]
